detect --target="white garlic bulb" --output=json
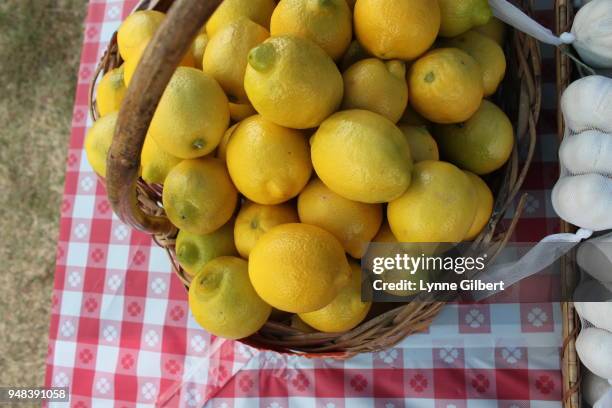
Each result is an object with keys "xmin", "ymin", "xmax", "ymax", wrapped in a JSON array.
[
  {"xmin": 561, "ymin": 75, "xmax": 612, "ymax": 133},
  {"xmin": 552, "ymin": 174, "xmax": 612, "ymax": 231},
  {"xmin": 572, "ymin": 0, "xmax": 612, "ymax": 68},
  {"xmin": 559, "ymin": 130, "xmax": 612, "ymax": 175}
]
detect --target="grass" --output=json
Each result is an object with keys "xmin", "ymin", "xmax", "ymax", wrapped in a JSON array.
[{"xmin": 0, "ymin": 0, "xmax": 87, "ymax": 388}]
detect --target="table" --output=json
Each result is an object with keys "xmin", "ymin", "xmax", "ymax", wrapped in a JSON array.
[{"xmin": 45, "ymin": 1, "xmax": 566, "ymax": 407}]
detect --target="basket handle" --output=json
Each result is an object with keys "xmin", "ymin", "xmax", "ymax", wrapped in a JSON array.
[{"xmin": 106, "ymin": 0, "xmax": 222, "ymax": 235}]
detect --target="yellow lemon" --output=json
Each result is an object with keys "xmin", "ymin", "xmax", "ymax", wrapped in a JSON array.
[
  {"xmin": 437, "ymin": 0, "xmax": 492, "ymax": 37},
  {"xmin": 176, "ymin": 220, "xmax": 237, "ymax": 277},
  {"xmin": 354, "ymin": 0, "xmax": 440, "ymax": 60},
  {"xmin": 191, "ymin": 32, "xmax": 209, "ymax": 69},
  {"xmin": 123, "ymin": 43, "xmax": 195, "ymax": 87},
  {"xmin": 270, "ymin": 0, "xmax": 352, "ymax": 61},
  {"xmin": 226, "ymin": 115, "xmax": 312, "ymax": 204},
  {"xmin": 244, "ymin": 35, "xmax": 343, "ymax": 129},
  {"xmin": 140, "ymin": 135, "xmax": 182, "ymax": 185},
  {"xmin": 148, "ymin": 67, "xmax": 229, "ymax": 159},
  {"xmin": 249, "ymin": 223, "xmax": 351, "ymax": 313},
  {"xmin": 387, "ymin": 161, "xmax": 477, "ymax": 242},
  {"xmin": 398, "ymin": 125, "xmax": 439, "ymax": 162},
  {"xmin": 443, "ymin": 30, "xmax": 506, "ymax": 96},
  {"xmin": 474, "ymin": 17, "xmax": 506, "ymax": 45},
  {"xmin": 203, "ymin": 18, "xmax": 269, "ymax": 103},
  {"xmin": 310, "ymin": 110, "xmax": 413, "ymax": 204},
  {"xmin": 96, "ymin": 66, "xmax": 126, "ymax": 117},
  {"xmin": 205, "ymin": 0, "xmax": 276, "ymax": 36},
  {"xmin": 189, "ymin": 256, "xmax": 271, "ymax": 339},
  {"xmin": 342, "ymin": 59, "xmax": 408, "ymax": 123},
  {"xmin": 433, "ymin": 100, "xmax": 514, "ymax": 175},
  {"xmin": 117, "ymin": 10, "xmax": 165, "ymax": 61},
  {"xmin": 229, "ymin": 102, "xmax": 257, "ymax": 122},
  {"xmin": 216, "ymin": 123, "xmax": 238, "ymax": 161},
  {"xmin": 408, "ymin": 48, "xmax": 484, "ymax": 124},
  {"xmin": 463, "ymin": 171, "xmax": 493, "ymax": 240},
  {"xmin": 163, "ymin": 158, "xmax": 238, "ymax": 234},
  {"xmin": 340, "ymin": 40, "xmax": 371, "ymax": 71},
  {"xmin": 399, "ymin": 105, "xmax": 429, "ymax": 127},
  {"xmin": 299, "ymin": 262, "xmax": 371, "ymax": 332},
  {"xmin": 297, "ymin": 178, "xmax": 383, "ymax": 258},
  {"xmin": 234, "ymin": 201, "xmax": 299, "ymax": 258},
  {"xmin": 84, "ymin": 112, "xmax": 117, "ymax": 178}
]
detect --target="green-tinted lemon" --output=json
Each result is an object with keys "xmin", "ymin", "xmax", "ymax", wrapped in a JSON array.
[
  {"xmin": 244, "ymin": 35, "xmax": 343, "ymax": 129},
  {"xmin": 463, "ymin": 171, "xmax": 493, "ymax": 240},
  {"xmin": 191, "ymin": 32, "xmax": 209, "ymax": 69},
  {"xmin": 203, "ymin": 18, "xmax": 269, "ymax": 103},
  {"xmin": 437, "ymin": 0, "xmax": 492, "ymax": 37},
  {"xmin": 140, "ymin": 136, "xmax": 182, "ymax": 185},
  {"xmin": 84, "ymin": 112, "xmax": 117, "ymax": 178},
  {"xmin": 310, "ymin": 110, "xmax": 413, "ymax": 204},
  {"xmin": 270, "ymin": 0, "xmax": 352, "ymax": 61},
  {"xmin": 398, "ymin": 125, "xmax": 439, "ymax": 162},
  {"xmin": 163, "ymin": 158, "xmax": 238, "ymax": 234},
  {"xmin": 433, "ymin": 100, "xmax": 514, "ymax": 175},
  {"xmin": 96, "ymin": 66, "xmax": 126, "ymax": 117},
  {"xmin": 176, "ymin": 220, "xmax": 238, "ymax": 277},
  {"xmin": 474, "ymin": 17, "xmax": 506, "ymax": 45},
  {"xmin": 148, "ymin": 67, "xmax": 229, "ymax": 159},
  {"xmin": 387, "ymin": 161, "xmax": 477, "ymax": 242},
  {"xmin": 342, "ymin": 58, "xmax": 408, "ymax": 123},
  {"xmin": 189, "ymin": 257, "xmax": 271, "ymax": 339}
]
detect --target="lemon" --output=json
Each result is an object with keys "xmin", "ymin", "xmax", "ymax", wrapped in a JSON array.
[
  {"xmin": 189, "ymin": 256, "xmax": 271, "ymax": 339},
  {"xmin": 229, "ymin": 102, "xmax": 257, "ymax": 122},
  {"xmin": 140, "ymin": 135, "xmax": 182, "ymax": 185},
  {"xmin": 148, "ymin": 67, "xmax": 229, "ymax": 159},
  {"xmin": 310, "ymin": 110, "xmax": 413, "ymax": 204},
  {"xmin": 433, "ymin": 100, "xmax": 514, "ymax": 175},
  {"xmin": 463, "ymin": 171, "xmax": 493, "ymax": 240},
  {"xmin": 374, "ymin": 221, "xmax": 398, "ymax": 243},
  {"xmin": 216, "ymin": 123, "xmax": 238, "ymax": 161},
  {"xmin": 398, "ymin": 125, "xmax": 439, "ymax": 162},
  {"xmin": 117, "ymin": 10, "xmax": 165, "ymax": 61},
  {"xmin": 84, "ymin": 112, "xmax": 117, "ymax": 178},
  {"xmin": 270, "ymin": 0, "xmax": 352, "ymax": 61},
  {"xmin": 234, "ymin": 201, "xmax": 299, "ymax": 258},
  {"xmin": 399, "ymin": 105, "xmax": 429, "ymax": 127},
  {"xmin": 96, "ymin": 66, "xmax": 126, "ymax": 117},
  {"xmin": 340, "ymin": 40, "xmax": 371, "ymax": 71},
  {"xmin": 191, "ymin": 32, "xmax": 209, "ymax": 69},
  {"xmin": 443, "ymin": 30, "xmax": 506, "ymax": 96},
  {"xmin": 176, "ymin": 220, "xmax": 238, "ymax": 277},
  {"xmin": 298, "ymin": 178, "xmax": 383, "ymax": 258},
  {"xmin": 474, "ymin": 17, "xmax": 506, "ymax": 45},
  {"xmin": 123, "ymin": 43, "xmax": 195, "ymax": 87},
  {"xmin": 244, "ymin": 35, "xmax": 343, "ymax": 129},
  {"xmin": 203, "ymin": 18, "xmax": 269, "ymax": 103},
  {"xmin": 226, "ymin": 115, "xmax": 312, "ymax": 204},
  {"xmin": 437, "ymin": 0, "xmax": 492, "ymax": 38},
  {"xmin": 342, "ymin": 59, "xmax": 408, "ymax": 123},
  {"xmin": 354, "ymin": 0, "xmax": 440, "ymax": 60},
  {"xmin": 387, "ymin": 161, "xmax": 477, "ymax": 242},
  {"xmin": 299, "ymin": 261, "xmax": 371, "ymax": 332},
  {"xmin": 163, "ymin": 158, "xmax": 238, "ymax": 234},
  {"xmin": 205, "ymin": 0, "xmax": 276, "ymax": 36},
  {"xmin": 249, "ymin": 223, "xmax": 351, "ymax": 313},
  {"xmin": 408, "ymin": 48, "xmax": 483, "ymax": 124}
]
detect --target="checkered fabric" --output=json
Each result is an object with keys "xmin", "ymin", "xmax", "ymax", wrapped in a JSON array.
[{"xmin": 45, "ymin": 1, "xmax": 566, "ymax": 407}]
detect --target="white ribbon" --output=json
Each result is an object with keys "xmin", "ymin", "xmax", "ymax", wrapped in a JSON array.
[
  {"xmin": 595, "ymin": 383, "xmax": 612, "ymax": 408},
  {"xmin": 488, "ymin": 0, "xmax": 576, "ymax": 45}
]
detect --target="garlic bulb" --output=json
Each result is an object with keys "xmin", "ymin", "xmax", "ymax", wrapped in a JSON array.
[
  {"xmin": 561, "ymin": 75, "xmax": 612, "ymax": 133},
  {"xmin": 552, "ymin": 174, "xmax": 612, "ymax": 231},
  {"xmin": 559, "ymin": 130, "xmax": 612, "ymax": 175},
  {"xmin": 572, "ymin": 0, "xmax": 612, "ymax": 68},
  {"xmin": 576, "ymin": 327, "xmax": 612, "ymax": 380}
]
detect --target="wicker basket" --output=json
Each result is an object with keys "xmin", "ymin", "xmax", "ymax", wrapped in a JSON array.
[{"xmin": 90, "ymin": 0, "xmax": 542, "ymax": 357}]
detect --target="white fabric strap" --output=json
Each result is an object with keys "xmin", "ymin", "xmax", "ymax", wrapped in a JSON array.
[
  {"xmin": 475, "ymin": 229, "xmax": 593, "ymax": 300},
  {"xmin": 488, "ymin": 0, "xmax": 575, "ymax": 45},
  {"xmin": 595, "ymin": 383, "xmax": 612, "ymax": 408}
]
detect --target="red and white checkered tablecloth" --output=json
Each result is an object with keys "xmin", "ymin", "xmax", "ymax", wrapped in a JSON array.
[{"xmin": 45, "ymin": 1, "xmax": 567, "ymax": 407}]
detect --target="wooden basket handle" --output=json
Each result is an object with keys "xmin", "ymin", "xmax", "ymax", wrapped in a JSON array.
[{"xmin": 106, "ymin": 0, "xmax": 222, "ymax": 235}]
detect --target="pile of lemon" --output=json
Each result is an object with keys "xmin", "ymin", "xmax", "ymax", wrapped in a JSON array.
[{"xmin": 87, "ymin": 0, "xmax": 513, "ymax": 339}]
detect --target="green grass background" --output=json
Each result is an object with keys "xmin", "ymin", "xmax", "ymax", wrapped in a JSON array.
[{"xmin": 0, "ymin": 0, "xmax": 87, "ymax": 387}]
